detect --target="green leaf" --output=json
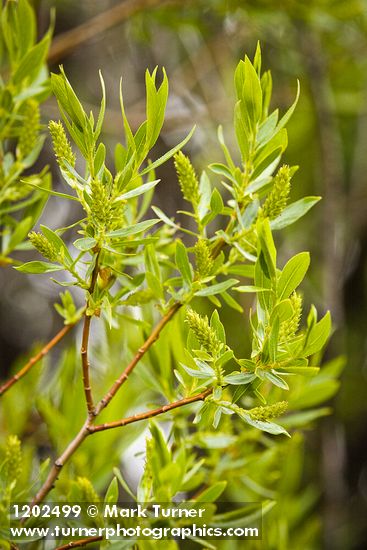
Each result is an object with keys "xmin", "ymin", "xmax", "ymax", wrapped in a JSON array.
[
  {"xmin": 145, "ymin": 67, "xmax": 168, "ymax": 149},
  {"xmin": 13, "ymin": 32, "xmax": 50, "ymax": 85},
  {"xmin": 22, "ymin": 180, "xmax": 79, "ymax": 202},
  {"xmin": 210, "ymin": 188, "xmax": 224, "ymax": 214},
  {"xmin": 240, "ymin": 413, "xmax": 289, "ymax": 436},
  {"xmin": 106, "ymin": 219, "xmax": 160, "ymax": 239},
  {"xmin": 257, "ymin": 218, "xmax": 276, "ymax": 280},
  {"xmin": 291, "ymin": 379, "xmax": 340, "ymax": 409},
  {"xmin": 271, "ymin": 197, "xmax": 321, "ymax": 230},
  {"xmin": 277, "ymin": 80, "xmax": 300, "ymax": 131},
  {"xmin": 175, "ymin": 240, "xmax": 193, "ymax": 286},
  {"xmin": 119, "ymin": 179, "xmax": 160, "ymax": 200},
  {"xmin": 234, "ymin": 285, "xmax": 270, "ymax": 293},
  {"xmin": 195, "ymin": 279, "xmax": 238, "ymax": 297},
  {"xmin": 242, "ymin": 55, "xmax": 263, "ymax": 128},
  {"xmin": 277, "ymin": 252, "xmax": 310, "ymax": 300},
  {"xmin": 104, "ymin": 477, "xmax": 118, "ymax": 504},
  {"xmin": 73, "ymin": 237, "xmax": 97, "ymax": 251},
  {"xmin": 4, "ymin": 216, "xmax": 33, "ymax": 254},
  {"xmin": 51, "ymin": 68, "xmax": 87, "ymax": 129},
  {"xmin": 303, "ymin": 312, "xmax": 331, "ymax": 357},
  {"xmin": 234, "ymin": 100, "xmax": 250, "ymax": 160},
  {"xmin": 139, "ymin": 126, "xmax": 196, "ymax": 176},
  {"xmin": 146, "ymin": 272, "xmax": 164, "ymax": 299},
  {"xmin": 210, "ymin": 310, "xmax": 226, "ymax": 344},
  {"xmin": 277, "ymin": 366, "xmax": 320, "ymax": 376},
  {"xmin": 209, "ymin": 163, "xmax": 237, "ymax": 185},
  {"xmin": 223, "ymin": 372, "xmax": 256, "ymax": 385},
  {"xmin": 264, "ymin": 370, "xmax": 288, "ymax": 390},
  {"xmin": 15, "ymin": 261, "xmax": 63, "ymax": 274},
  {"xmin": 195, "ymin": 481, "xmax": 227, "ymax": 503}
]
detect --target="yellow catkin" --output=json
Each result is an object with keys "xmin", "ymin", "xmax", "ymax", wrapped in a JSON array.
[
  {"xmin": 185, "ymin": 309, "xmax": 222, "ymax": 356},
  {"xmin": 279, "ymin": 292, "xmax": 302, "ymax": 342},
  {"xmin": 17, "ymin": 100, "xmax": 40, "ymax": 158},
  {"xmin": 49, "ymin": 120, "xmax": 76, "ymax": 168},
  {"xmin": 76, "ymin": 477, "xmax": 99, "ymax": 503},
  {"xmin": 4, "ymin": 435, "xmax": 22, "ymax": 485},
  {"xmin": 28, "ymin": 232, "xmax": 59, "ymax": 262},
  {"xmin": 194, "ymin": 239, "xmax": 213, "ymax": 278},
  {"xmin": 174, "ymin": 151, "xmax": 200, "ymax": 204},
  {"xmin": 90, "ymin": 178, "xmax": 111, "ymax": 229},
  {"xmin": 261, "ymin": 165, "xmax": 292, "ymax": 219},
  {"xmin": 248, "ymin": 401, "xmax": 288, "ymax": 421}
]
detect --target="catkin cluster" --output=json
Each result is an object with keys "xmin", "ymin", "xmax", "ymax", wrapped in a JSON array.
[
  {"xmin": 249, "ymin": 401, "xmax": 288, "ymax": 421},
  {"xmin": 186, "ymin": 309, "xmax": 222, "ymax": 356},
  {"xmin": 28, "ymin": 232, "xmax": 59, "ymax": 262},
  {"xmin": 89, "ymin": 178, "xmax": 112, "ymax": 230},
  {"xmin": 4, "ymin": 435, "xmax": 22, "ymax": 486},
  {"xmin": 262, "ymin": 165, "xmax": 292, "ymax": 219},
  {"xmin": 76, "ymin": 477, "xmax": 99, "ymax": 503},
  {"xmin": 174, "ymin": 151, "xmax": 200, "ymax": 205},
  {"xmin": 17, "ymin": 100, "xmax": 40, "ymax": 159},
  {"xmin": 279, "ymin": 292, "xmax": 302, "ymax": 342},
  {"xmin": 49, "ymin": 120, "xmax": 76, "ymax": 168},
  {"xmin": 194, "ymin": 239, "xmax": 213, "ymax": 278}
]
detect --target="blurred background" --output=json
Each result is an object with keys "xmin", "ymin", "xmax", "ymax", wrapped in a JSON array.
[{"xmin": 1, "ymin": 0, "xmax": 367, "ymax": 548}]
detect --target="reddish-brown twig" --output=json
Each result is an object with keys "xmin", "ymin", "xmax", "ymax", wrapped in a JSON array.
[
  {"xmin": 55, "ymin": 536, "xmax": 103, "ymax": 549},
  {"xmin": 90, "ymin": 388, "xmax": 212, "ymax": 433},
  {"xmin": 81, "ymin": 251, "xmax": 101, "ymax": 415},
  {"xmin": 31, "ymin": 385, "xmax": 210, "ymax": 507},
  {"xmin": 0, "ymin": 323, "xmax": 76, "ymax": 396}
]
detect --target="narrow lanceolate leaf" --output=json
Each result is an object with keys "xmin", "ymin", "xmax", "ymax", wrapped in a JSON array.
[
  {"xmin": 119, "ymin": 179, "xmax": 160, "ymax": 200},
  {"xmin": 234, "ymin": 285, "xmax": 271, "ymax": 293},
  {"xmin": 195, "ymin": 481, "xmax": 227, "ymax": 503},
  {"xmin": 139, "ymin": 126, "xmax": 196, "ymax": 176},
  {"xmin": 303, "ymin": 312, "xmax": 331, "ymax": 357},
  {"xmin": 240, "ymin": 413, "xmax": 290, "ymax": 436},
  {"xmin": 271, "ymin": 197, "xmax": 321, "ymax": 230},
  {"xmin": 277, "ymin": 366, "xmax": 320, "ymax": 376},
  {"xmin": 195, "ymin": 279, "xmax": 239, "ymax": 297},
  {"xmin": 277, "ymin": 252, "xmax": 310, "ymax": 300},
  {"xmin": 257, "ymin": 218, "xmax": 276, "ymax": 280},
  {"xmin": 106, "ymin": 219, "xmax": 160, "ymax": 239},
  {"xmin": 15, "ymin": 261, "xmax": 64, "ymax": 274},
  {"xmin": 175, "ymin": 240, "xmax": 193, "ymax": 286}
]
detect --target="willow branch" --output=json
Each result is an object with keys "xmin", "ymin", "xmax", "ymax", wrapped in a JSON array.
[
  {"xmin": 30, "ymin": 229, "xmax": 229, "ymax": 506},
  {"xmin": 81, "ymin": 252, "xmax": 101, "ymax": 415},
  {"xmin": 55, "ymin": 536, "xmax": 103, "ymax": 549},
  {"xmin": 90, "ymin": 388, "xmax": 212, "ymax": 433},
  {"xmin": 31, "ymin": 389, "xmax": 210, "ymax": 507},
  {"xmin": 0, "ymin": 322, "xmax": 77, "ymax": 397},
  {"xmin": 47, "ymin": 0, "xmax": 181, "ymax": 64},
  {"xmin": 30, "ymin": 419, "xmax": 91, "ymax": 508}
]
